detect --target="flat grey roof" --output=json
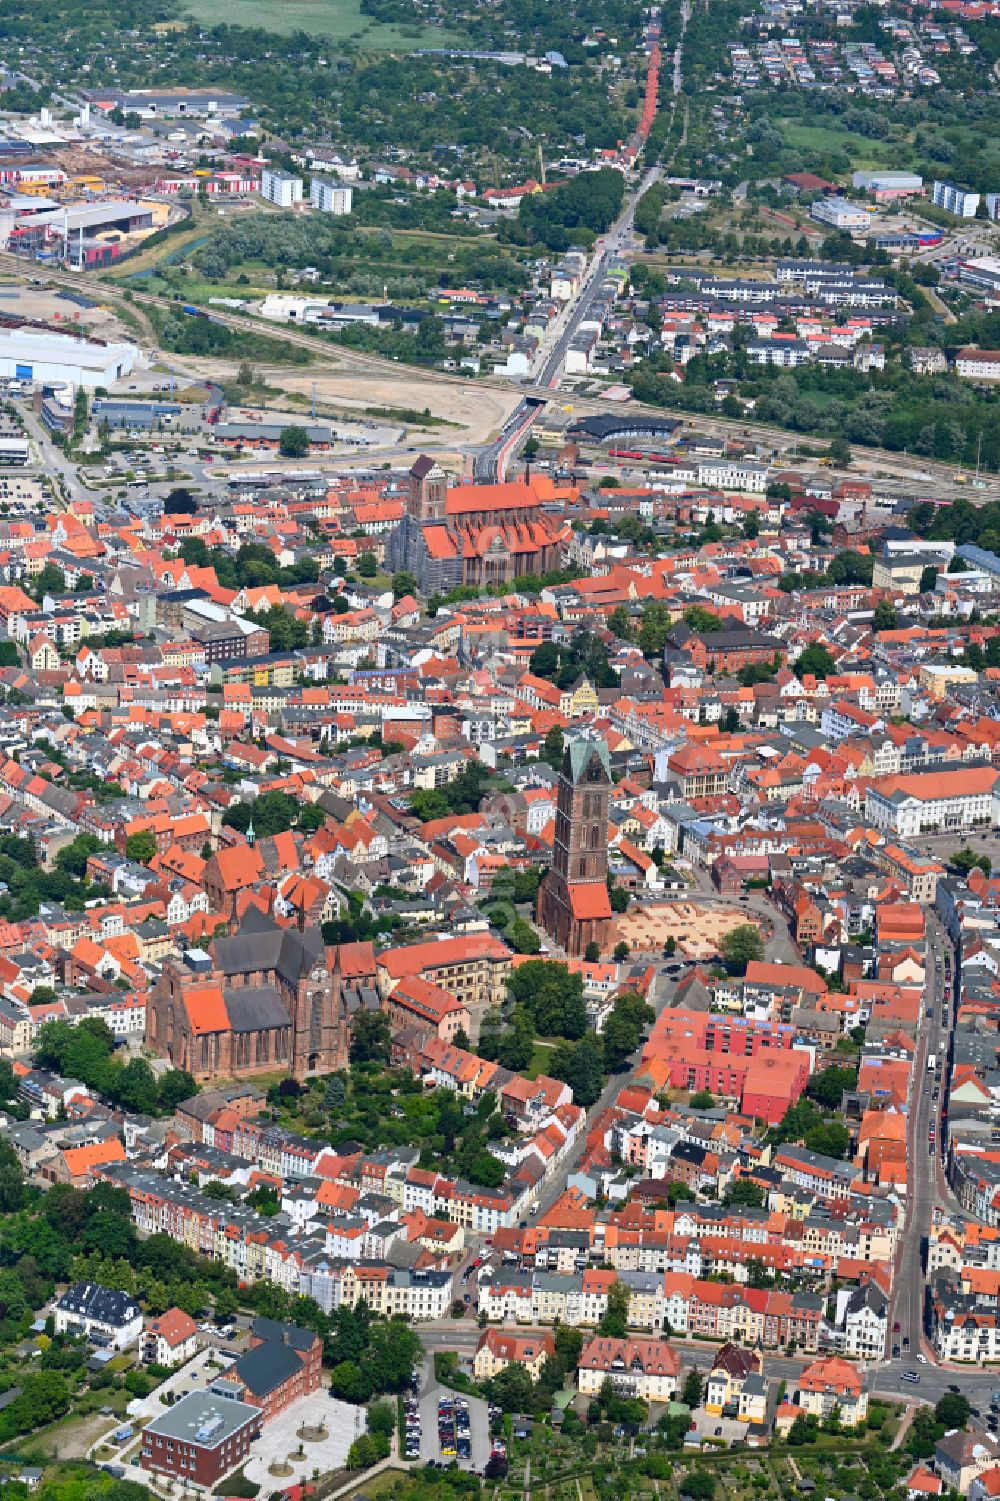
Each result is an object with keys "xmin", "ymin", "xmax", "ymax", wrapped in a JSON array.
[{"xmin": 144, "ymin": 1391, "xmax": 259, "ymax": 1447}]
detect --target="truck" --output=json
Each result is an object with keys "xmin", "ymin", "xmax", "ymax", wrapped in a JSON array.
[
  {"xmin": 112, "ymin": 1424, "xmax": 134, "ymax": 1444},
  {"xmin": 927, "ymin": 1053, "xmax": 937, "ymax": 1073}
]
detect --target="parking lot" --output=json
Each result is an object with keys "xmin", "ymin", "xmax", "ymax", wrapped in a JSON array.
[{"xmin": 414, "ymin": 1362, "xmax": 491, "ymax": 1472}]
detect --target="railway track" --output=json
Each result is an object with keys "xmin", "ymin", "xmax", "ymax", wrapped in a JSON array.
[{"xmin": 4, "ymin": 254, "xmax": 993, "ymax": 495}]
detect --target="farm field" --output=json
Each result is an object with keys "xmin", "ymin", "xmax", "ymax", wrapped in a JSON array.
[{"xmin": 177, "ymin": 0, "xmax": 466, "ymax": 47}]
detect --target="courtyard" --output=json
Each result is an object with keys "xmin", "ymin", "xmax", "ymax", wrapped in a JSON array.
[{"xmin": 241, "ymin": 1392, "xmax": 366, "ymax": 1488}]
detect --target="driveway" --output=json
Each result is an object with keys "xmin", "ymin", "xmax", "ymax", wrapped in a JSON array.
[
  {"xmin": 125, "ymin": 1346, "xmax": 230, "ymax": 1425},
  {"xmin": 687, "ymin": 1408, "xmax": 745, "ymax": 1445}
]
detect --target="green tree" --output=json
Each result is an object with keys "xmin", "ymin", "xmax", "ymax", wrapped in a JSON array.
[
  {"xmin": 214, "ymin": 1286, "xmax": 239, "ymax": 1322},
  {"xmin": 806, "ymin": 1064, "xmax": 858, "ymax": 1111},
  {"xmin": 682, "ymin": 1370, "xmax": 703, "ymax": 1409},
  {"xmin": 350, "ymin": 1011, "xmax": 391, "ymax": 1064},
  {"xmin": 585, "ymin": 940, "xmax": 601, "ymax": 962},
  {"xmin": 543, "ymin": 724, "xmax": 564, "ymax": 767},
  {"xmin": 952, "ymin": 847, "xmax": 992, "ymax": 878},
  {"xmin": 392, "ymin": 570, "xmax": 418, "ymax": 601},
  {"xmin": 329, "ymin": 1359, "xmax": 371, "ymax": 1406},
  {"xmin": 158, "ymin": 1069, "xmax": 197, "ymax": 1113},
  {"xmin": 550, "ymin": 1032, "xmax": 604, "ymax": 1106},
  {"xmin": 554, "ymin": 1325, "xmax": 584, "ymax": 1370},
  {"xmin": 935, "ymin": 1392, "xmax": 970, "ymax": 1429},
  {"xmin": 602, "ymin": 1007, "xmax": 642, "ymax": 1072},
  {"xmin": 638, "ymin": 601, "xmax": 672, "ymax": 659},
  {"xmin": 872, "ymin": 599, "xmax": 899, "ymax": 632},
  {"xmin": 509, "ymin": 917, "xmax": 541, "ymax": 954},
  {"xmin": 665, "ymin": 1179, "xmax": 695, "ymax": 1207},
  {"xmin": 680, "ymin": 1470, "xmax": 715, "ymax": 1500},
  {"xmin": 718, "ymin": 923, "xmax": 765, "ymax": 975},
  {"xmin": 279, "ymin": 425, "xmax": 310, "ymax": 458},
  {"xmin": 247, "ymin": 1184, "xmax": 280, "ymax": 1215},
  {"xmin": 722, "ymin": 1177, "xmax": 766, "ymax": 1208},
  {"xmin": 530, "ymin": 641, "xmax": 560, "ymax": 680},
  {"xmin": 804, "ymin": 1120, "xmax": 851, "ymax": 1159},
  {"xmin": 608, "ymin": 605, "xmax": 633, "ymax": 640},
  {"xmin": 324, "ymin": 1076, "xmax": 347, "ymax": 1111},
  {"xmin": 125, "ymin": 831, "xmax": 157, "ymax": 865},
  {"xmin": 489, "ymin": 1362, "xmax": 536, "ymax": 1413},
  {"xmin": 599, "ymin": 1278, "xmax": 630, "ymax": 1337},
  {"xmin": 683, "ymin": 605, "xmax": 724, "ymax": 634},
  {"xmin": 920, "ymin": 565, "xmax": 938, "ymax": 594},
  {"xmin": 689, "ymin": 1089, "xmax": 715, "ymax": 1111},
  {"xmin": 55, "ymin": 832, "xmax": 101, "ymax": 879},
  {"xmin": 117, "ymin": 1058, "xmax": 158, "ymax": 1114},
  {"xmin": 508, "ymin": 959, "xmax": 587, "ymax": 1040},
  {"xmin": 796, "ymin": 644, "xmax": 836, "ymax": 680},
  {"xmin": 367, "ymin": 1399, "xmax": 396, "ymax": 1437},
  {"xmin": 347, "ymin": 1433, "xmax": 383, "ymax": 1469},
  {"xmin": 32, "ymin": 563, "xmax": 66, "ymax": 601},
  {"xmin": 357, "ymin": 552, "xmax": 378, "ymax": 577},
  {"xmin": 466, "ymin": 1149, "xmax": 506, "ymax": 1189}
]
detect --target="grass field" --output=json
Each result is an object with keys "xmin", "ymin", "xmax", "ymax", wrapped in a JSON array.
[
  {"xmin": 178, "ymin": 0, "xmax": 464, "ymax": 47},
  {"xmin": 778, "ymin": 119, "xmax": 913, "ymax": 172},
  {"xmin": 527, "ymin": 1038, "xmax": 559, "ymax": 1080}
]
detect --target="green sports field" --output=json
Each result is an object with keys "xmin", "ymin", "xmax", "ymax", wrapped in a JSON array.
[{"xmin": 178, "ymin": 0, "xmax": 463, "ymax": 47}]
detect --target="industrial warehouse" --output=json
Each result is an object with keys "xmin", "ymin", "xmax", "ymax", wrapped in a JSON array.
[{"xmin": 0, "ymin": 327, "xmax": 138, "ymax": 387}]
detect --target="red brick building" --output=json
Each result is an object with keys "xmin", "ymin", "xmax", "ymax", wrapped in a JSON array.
[
  {"xmin": 673, "ymin": 625, "xmax": 784, "ymax": 676},
  {"xmin": 228, "ymin": 1317, "xmax": 323, "ymax": 1423},
  {"xmin": 537, "ymin": 731, "xmax": 614, "ymax": 958},
  {"xmin": 141, "ymin": 1392, "xmax": 261, "ymax": 1486}
]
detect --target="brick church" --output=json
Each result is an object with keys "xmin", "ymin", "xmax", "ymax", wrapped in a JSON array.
[
  {"xmin": 385, "ymin": 455, "xmax": 570, "ymax": 595},
  {"xmin": 148, "ymin": 907, "xmax": 351, "ymax": 1081},
  {"xmin": 537, "ymin": 730, "xmax": 614, "ymax": 958}
]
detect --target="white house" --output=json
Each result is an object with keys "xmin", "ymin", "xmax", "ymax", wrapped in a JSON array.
[{"xmin": 54, "ymin": 1281, "xmax": 142, "ymax": 1349}]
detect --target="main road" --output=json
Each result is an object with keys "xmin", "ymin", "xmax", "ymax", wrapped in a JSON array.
[
  {"xmin": 533, "ymin": 163, "xmax": 660, "ymax": 390},
  {"xmin": 888, "ymin": 920, "xmax": 944, "ymax": 1362}
]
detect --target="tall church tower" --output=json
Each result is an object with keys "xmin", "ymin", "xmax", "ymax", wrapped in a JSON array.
[
  {"xmin": 407, "ymin": 454, "xmax": 448, "ymax": 520},
  {"xmin": 537, "ymin": 730, "xmax": 614, "ymax": 957}
]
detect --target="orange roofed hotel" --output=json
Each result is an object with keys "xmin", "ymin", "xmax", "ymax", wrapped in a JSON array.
[{"xmin": 386, "ymin": 457, "xmax": 571, "ymax": 594}]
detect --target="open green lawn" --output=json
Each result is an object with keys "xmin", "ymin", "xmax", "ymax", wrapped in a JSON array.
[
  {"xmin": 178, "ymin": 0, "xmax": 465, "ymax": 48},
  {"xmin": 527, "ymin": 1038, "xmax": 559, "ymax": 1080},
  {"xmin": 778, "ymin": 119, "xmax": 913, "ymax": 172}
]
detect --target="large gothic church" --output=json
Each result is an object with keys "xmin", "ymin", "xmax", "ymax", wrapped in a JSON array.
[
  {"xmin": 148, "ymin": 907, "xmax": 351, "ymax": 1082},
  {"xmin": 385, "ymin": 455, "xmax": 569, "ymax": 595}
]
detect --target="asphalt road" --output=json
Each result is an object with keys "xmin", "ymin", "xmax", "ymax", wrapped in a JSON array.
[
  {"xmin": 535, "ymin": 165, "xmax": 660, "ymax": 390},
  {"xmin": 888, "ymin": 918, "xmax": 944, "ymax": 1365},
  {"xmin": 418, "ymin": 1320, "xmax": 1000, "ymax": 1411},
  {"xmin": 472, "ymin": 396, "xmax": 543, "ymax": 482}
]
